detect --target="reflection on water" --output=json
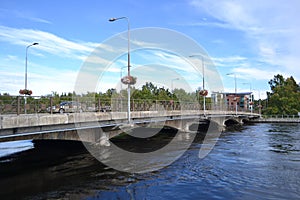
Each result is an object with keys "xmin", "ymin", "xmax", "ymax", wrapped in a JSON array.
[
  {"xmin": 0, "ymin": 124, "xmax": 299, "ymax": 200},
  {"xmin": 0, "ymin": 140, "xmax": 34, "ymax": 159}
]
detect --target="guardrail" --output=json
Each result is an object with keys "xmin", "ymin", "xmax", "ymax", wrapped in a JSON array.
[
  {"xmin": 261, "ymin": 115, "xmax": 300, "ymax": 119},
  {"xmin": 253, "ymin": 115, "xmax": 300, "ymax": 123},
  {"xmin": 0, "ymin": 95, "xmax": 255, "ymax": 115}
]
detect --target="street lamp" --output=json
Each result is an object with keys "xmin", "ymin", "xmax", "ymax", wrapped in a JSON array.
[
  {"xmin": 226, "ymin": 73, "xmax": 237, "ymax": 94},
  {"xmin": 109, "ymin": 17, "xmax": 133, "ymax": 123},
  {"xmin": 190, "ymin": 55, "xmax": 207, "ymax": 116},
  {"xmin": 24, "ymin": 42, "xmax": 39, "ymax": 114},
  {"xmin": 242, "ymin": 82, "xmax": 252, "ymax": 113},
  {"xmin": 226, "ymin": 73, "xmax": 237, "ymax": 115}
]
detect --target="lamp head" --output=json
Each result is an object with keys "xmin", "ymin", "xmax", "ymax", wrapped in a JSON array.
[
  {"xmin": 109, "ymin": 18, "xmax": 116, "ymax": 22},
  {"xmin": 32, "ymin": 42, "xmax": 39, "ymax": 45}
]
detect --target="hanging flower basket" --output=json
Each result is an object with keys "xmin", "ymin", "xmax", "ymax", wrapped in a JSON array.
[
  {"xmin": 19, "ymin": 89, "xmax": 32, "ymax": 95},
  {"xmin": 249, "ymin": 101, "xmax": 254, "ymax": 105},
  {"xmin": 199, "ymin": 89, "xmax": 208, "ymax": 96},
  {"xmin": 121, "ymin": 76, "xmax": 137, "ymax": 85}
]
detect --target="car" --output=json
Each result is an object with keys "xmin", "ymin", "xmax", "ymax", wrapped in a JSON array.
[
  {"xmin": 99, "ymin": 105, "xmax": 111, "ymax": 112},
  {"xmin": 48, "ymin": 101, "xmax": 84, "ymax": 113}
]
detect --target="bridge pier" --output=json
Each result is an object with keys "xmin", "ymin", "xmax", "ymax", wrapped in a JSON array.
[
  {"xmin": 164, "ymin": 118, "xmax": 200, "ymax": 133},
  {"xmin": 210, "ymin": 117, "xmax": 226, "ymax": 131},
  {"xmin": 164, "ymin": 117, "xmax": 226, "ymax": 133}
]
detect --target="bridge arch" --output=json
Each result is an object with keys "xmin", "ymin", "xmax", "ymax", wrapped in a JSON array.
[
  {"xmin": 241, "ymin": 118, "xmax": 251, "ymax": 124},
  {"xmin": 224, "ymin": 118, "xmax": 240, "ymax": 127}
]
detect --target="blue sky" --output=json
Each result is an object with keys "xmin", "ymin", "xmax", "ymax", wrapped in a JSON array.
[{"xmin": 1, "ymin": 0, "xmax": 300, "ymax": 99}]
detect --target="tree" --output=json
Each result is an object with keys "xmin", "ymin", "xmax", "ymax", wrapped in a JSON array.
[{"xmin": 265, "ymin": 74, "xmax": 300, "ymax": 115}]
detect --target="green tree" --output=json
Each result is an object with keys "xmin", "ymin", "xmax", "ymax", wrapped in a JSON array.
[{"xmin": 265, "ymin": 74, "xmax": 300, "ymax": 115}]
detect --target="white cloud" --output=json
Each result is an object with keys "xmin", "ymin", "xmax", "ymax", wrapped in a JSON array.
[
  {"xmin": 0, "ymin": 67, "xmax": 78, "ymax": 96},
  {"xmin": 0, "ymin": 8, "xmax": 52, "ymax": 24},
  {"xmin": 232, "ymin": 67, "xmax": 290, "ymax": 81},
  {"xmin": 212, "ymin": 56, "xmax": 248, "ymax": 67},
  {"xmin": 0, "ymin": 25, "xmax": 99, "ymax": 60},
  {"xmin": 189, "ymin": 0, "xmax": 300, "ymax": 81}
]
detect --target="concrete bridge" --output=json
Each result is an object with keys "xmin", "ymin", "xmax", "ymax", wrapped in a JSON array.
[{"xmin": 0, "ymin": 110, "xmax": 260, "ymax": 143}]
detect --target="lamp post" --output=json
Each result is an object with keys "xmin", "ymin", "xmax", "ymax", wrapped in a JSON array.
[
  {"xmin": 109, "ymin": 17, "xmax": 132, "ymax": 123},
  {"xmin": 226, "ymin": 73, "xmax": 237, "ymax": 115},
  {"xmin": 242, "ymin": 82, "xmax": 252, "ymax": 113},
  {"xmin": 24, "ymin": 42, "xmax": 39, "ymax": 114},
  {"xmin": 190, "ymin": 55, "xmax": 206, "ymax": 116}
]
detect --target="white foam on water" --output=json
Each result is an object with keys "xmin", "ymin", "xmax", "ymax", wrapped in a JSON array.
[{"xmin": 0, "ymin": 140, "xmax": 34, "ymax": 158}]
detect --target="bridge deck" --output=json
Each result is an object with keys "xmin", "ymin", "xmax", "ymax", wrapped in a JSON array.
[
  {"xmin": 0, "ymin": 110, "xmax": 260, "ymax": 143},
  {"xmin": 0, "ymin": 110, "xmax": 260, "ymax": 129}
]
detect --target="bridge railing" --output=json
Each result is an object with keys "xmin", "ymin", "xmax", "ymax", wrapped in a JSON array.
[
  {"xmin": 0, "ymin": 96, "xmax": 53, "ymax": 115},
  {"xmin": 261, "ymin": 115, "xmax": 300, "ymax": 119},
  {"xmin": 0, "ymin": 95, "xmax": 256, "ymax": 115}
]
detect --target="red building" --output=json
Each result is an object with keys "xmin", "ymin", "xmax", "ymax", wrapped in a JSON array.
[{"xmin": 211, "ymin": 92, "xmax": 253, "ymax": 111}]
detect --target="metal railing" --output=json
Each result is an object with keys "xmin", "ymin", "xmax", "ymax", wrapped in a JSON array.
[
  {"xmin": 261, "ymin": 115, "xmax": 300, "ymax": 119},
  {"xmin": 0, "ymin": 95, "xmax": 256, "ymax": 115}
]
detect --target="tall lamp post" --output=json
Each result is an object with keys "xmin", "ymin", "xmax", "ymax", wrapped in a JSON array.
[
  {"xmin": 226, "ymin": 73, "xmax": 237, "ymax": 115},
  {"xmin": 24, "ymin": 42, "xmax": 39, "ymax": 114},
  {"xmin": 242, "ymin": 82, "xmax": 252, "ymax": 113},
  {"xmin": 190, "ymin": 55, "xmax": 207, "ymax": 116},
  {"xmin": 109, "ymin": 17, "xmax": 133, "ymax": 123}
]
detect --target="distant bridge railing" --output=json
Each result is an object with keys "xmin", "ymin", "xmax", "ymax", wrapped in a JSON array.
[
  {"xmin": 0, "ymin": 95, "xmax": 254, "ymax": 115},
  {"xmin": 261, "ymin": 115, "xmax": 300, "ymax": 119},
  {"xmin": 257, "ymin": 115, "xmax": 300, "ymax": 123}
]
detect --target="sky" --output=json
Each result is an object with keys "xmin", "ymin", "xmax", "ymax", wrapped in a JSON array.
[{"xmin": 1, "ymin": 0, "xmax": 300, "ymax": 100}]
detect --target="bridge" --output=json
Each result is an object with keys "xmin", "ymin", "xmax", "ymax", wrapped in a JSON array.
[{"xmin": 0, "ymin": 110, "xmax": 260, "ymax": 144}]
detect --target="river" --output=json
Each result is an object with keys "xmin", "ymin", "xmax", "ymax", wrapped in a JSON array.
[{"xmin": 0, "ymin": 123, "xmax": 299, "ymax": 199}]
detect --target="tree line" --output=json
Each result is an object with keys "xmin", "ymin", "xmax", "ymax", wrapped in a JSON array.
[
  {"xmin": 263, "ymin": 74, "xmax": 300, "ymax": 115},
  {"xmin": 0, "ymin": 82, "xmax": 210, "ymax": 107},
  {"xmin": 1, "ymin": 75, "xmax": 298, "ymax": 115}
]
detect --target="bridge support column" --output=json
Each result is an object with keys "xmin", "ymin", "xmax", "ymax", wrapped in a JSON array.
[
  {"xmin": 210, "ymin": 117, "xmax": 226, "ymax": 132},
  {"xmin": 164, "ymin": 119, "xmax": 195, "ymax": 132},
  {"xmin": 98, "ymin": 132, "xmax": 110, "ymax": 146}
]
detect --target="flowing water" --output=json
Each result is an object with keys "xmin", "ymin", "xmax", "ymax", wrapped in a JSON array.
[{"xmin": 0, "ymin": 123, "xmax": 299, "ymax": 200}]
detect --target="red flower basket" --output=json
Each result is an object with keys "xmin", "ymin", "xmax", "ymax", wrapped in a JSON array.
[
  {"xmin": 19, "ymin": 89, "xmax": 33, "ymax": 95},
  {"xmin": 199, "ymin": 89, "xmax": 208, "ymax": 96},
  {"xmin": 121, "ymin": 76, "xmax": 137, "ymax": 85}
]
